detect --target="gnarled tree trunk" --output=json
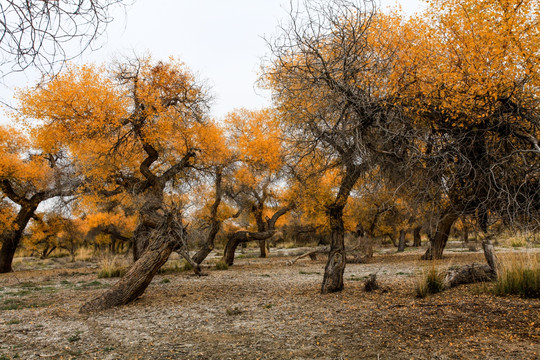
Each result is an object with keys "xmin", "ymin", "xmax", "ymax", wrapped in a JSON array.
[
  {"xmin": 321, "ymin": 165, "xmax": 361, "ymax": 294},
  {"xmin": 222, "ymin": 230, "xmax": 274, "ymax": 266},
  {"xmin": 80, "ymin": 214, "xmax": 184, "ymax": 313},
  {"xmin": 321, "ymin": 204, "xmax": 347, "ymax": 293},
  {"xmin": 221, "ymin": 203, "xmax": 293, "ymax": 266},
  {"xmin": 0, "ymin": 203, "xmax": 39, "ymax": 273},
  {"xmin": 421, "ymin": 208, "xmax": 459, "ymax": 260}
]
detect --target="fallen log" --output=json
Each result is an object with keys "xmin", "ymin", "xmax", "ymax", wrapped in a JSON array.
[{"xmin": 443, "ymin": 263, "xmax": 496, "ymax": 289}]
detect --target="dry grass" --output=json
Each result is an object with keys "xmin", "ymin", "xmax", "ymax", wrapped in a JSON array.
[
  {"xmin": 97, "ymin": 255, "xmax": 131, "ymax": 278},
  {"xmin": 415, "ymin": 264, "xmax": 445, "ymax": 298},
  {"xmin": 494, "ymin": 253, "xmax": 540, "ymax": 298},
  {"xmin": 75, "ymin": 247, "xmax": 94, "ymax": 262}
]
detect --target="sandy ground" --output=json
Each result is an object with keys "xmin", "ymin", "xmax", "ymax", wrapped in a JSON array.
[{"xmin": 0, "ymin": 247, "xmax": 539, "ymax": 360}]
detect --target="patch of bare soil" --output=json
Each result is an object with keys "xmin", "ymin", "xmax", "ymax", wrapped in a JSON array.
[{"xmin": 1, "ymin": 248, "xmax": 539, "ymax": 359}]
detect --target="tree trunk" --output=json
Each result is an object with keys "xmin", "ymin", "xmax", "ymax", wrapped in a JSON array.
[
  {"xmin": 41, "ymin": 245, "xmax": 56, "ymax": 259},
  {"xmin": 0, "ymin": 236, "xmax": 18, "ymax": 273},
  {"xmin": 0, "ymin": 203, "xmax": 39, "ymax": 273},
  {"xmin": 132, "ymin": 187, "xmax": 165, "ymax": 261},
  {"xmin": 222, "ymin": 230, "xmax": 274, "ymax": 266},
  {"xmin": 80, "ymin": 213, "xmax": 185, "ymax": 313},
  {"xmin": 258, "ymin": 240, "xmax": 269, "ymax": 258},
  {"xmin": 321, "ymin": 204, "xmax": 347, "ymax": 294},
  {"xmin": 222, "ymin": 233, "xmax": 242, "ymax": 266},
  {"xmin": 80, "ymin": 236, "xmax": 173, "ymax": 313},
  {"xmin": 397, "ymin": 229, "xmax": 407, "ymax": 252},
  {"xmin": 413, "ymin": 226, "xmax": 422, "ymax": 247},
  {"xmin": 221, "ymin": 204, "xmax": 292, "ymax": 266},
  {"xmin": 388, "ymin": 233, "xmax": 398, "ymax": 247},
  {"xmin": 422, "ymin": 209, "xmax": 459, "ymax": 260},
  {"xmin": 482, "ymin": 239, "xmax": 497, "ymax": 273},
  {"xmin": 461, "ymin": 226, "xmax": 469, "ymax": 243},
  {"xmin": 321, "ymin": 165, "xmax": 362, "ymax": 294}
]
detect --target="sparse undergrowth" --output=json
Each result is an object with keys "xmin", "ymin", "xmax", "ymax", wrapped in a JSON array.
[
  {"xmin": 494, "ymin": 253, "xmax": 540, "ymax": 298},
  {"xmin": 97, "ymin": 256, "xmax": 130, "ymax": 278},
  {"xmin": 215, "ymin": 261, "xmax": 229, "ymax": 270},
  {"xmin": 415, "ymin": 265, "xmax": 445, "ymax": 298}
]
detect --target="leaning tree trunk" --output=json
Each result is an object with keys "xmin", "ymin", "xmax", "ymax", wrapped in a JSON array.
[
  {"xmin": 221, "ymin": 230, "xmax": 274, "ymax": 266},
  {"xmin": 80, "ymin": 214, "xmax": 184, "ymax": 313},
  {"xmin": 0, "ymin": 203, "xmax": 39, "ymax": 273},
  {"xmin": 221, "ymin": 204, "xmax": 293, "ymax": 266},
  {"xmin": 421, "ymin": 208, "xmax": 459, "ymax": 260}
]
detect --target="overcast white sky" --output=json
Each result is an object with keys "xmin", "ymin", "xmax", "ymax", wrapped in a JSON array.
[{"xmin": 0, "ymin": 0, "xmax": 424, "ymax": 122}]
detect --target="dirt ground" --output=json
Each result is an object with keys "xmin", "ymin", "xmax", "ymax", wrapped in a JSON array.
[{"xmin": 1, "ymin": 247, "xmax": 539, "ymax": 360}]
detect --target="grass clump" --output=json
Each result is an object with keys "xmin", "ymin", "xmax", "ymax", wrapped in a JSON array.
[
  {"xmin": 494, "ymin": 253, "xmax": 540, "ymax": 298},
  {"xmin": 215, "ymin": 261, "xmax": 229, "ymax": 270},
  {"xmin": 415, "ymin": 266, "xmax": 445, "ymax": 298},
  {"xmin": 97, "ymin": 256, "xmax": 129, "ymax": 278}
]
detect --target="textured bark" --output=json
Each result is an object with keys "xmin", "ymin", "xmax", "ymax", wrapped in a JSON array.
[
  {"xmin": 80, "ymin": 234, "xmax": 174, "ymax": 313},
  {"xmin": 421, "ymin": 208, "xmax": 459, "ymax": 260},
  {"xmin": 482, "ymin": 239, "xmax": 498, "ymax": 273},
  {"xmin": 222, "ymin": 230, "xmax": 274, "ymax": 266},
  {"xmin": 321, "ymin": 165, "xmax": 362, "ymax": 294},
  {"xmin": 132, "ymin": 187, "xmax": 165, "ymax": 261},
  {"xmin": 321, "ymin": 204, "xmax": 347, "ymax": 293},
  {"xmin": 444, "ymin": 263, "xmax": 495, "ymax": 289},
  {"xmin": 0, "ymin": 203, "xmax": 39, "ymax": 273}
]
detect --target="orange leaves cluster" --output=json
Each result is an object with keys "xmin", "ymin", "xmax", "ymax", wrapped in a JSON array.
[
  {"xmin": 16, "ymin": 56, "xmax": 216, "ymax": 187},
  {"xmin": 0, "ymin": 125, "xmax": 53, "ymax": 189},
  {"xmin": 225, "ymin": 108, "xmax": 285, "ymax": 190},
  {"xmin": 395, "ymin": 0, "xmax": 540, "ymax": 127}
]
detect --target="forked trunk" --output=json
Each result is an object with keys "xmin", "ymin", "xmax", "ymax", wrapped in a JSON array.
[
  {"xmin": 421, "ymin": 209, "xmax": 458, "ymax": 260},
  {"xmin": 221, "ymin": 204, "xmax": 292, "ymax": 266}
]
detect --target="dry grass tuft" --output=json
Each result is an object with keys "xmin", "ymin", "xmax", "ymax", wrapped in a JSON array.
[
  {"xmin": 494, "ymin": 253, "xmax": 540, "ymax": 298},
  {"xmin": 97, "ymin": 255, "xmax": 130, "ymax": 278},
  {"xmin": 415, "ymin": 265, "xmax": 445, "ymax": 298}
]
